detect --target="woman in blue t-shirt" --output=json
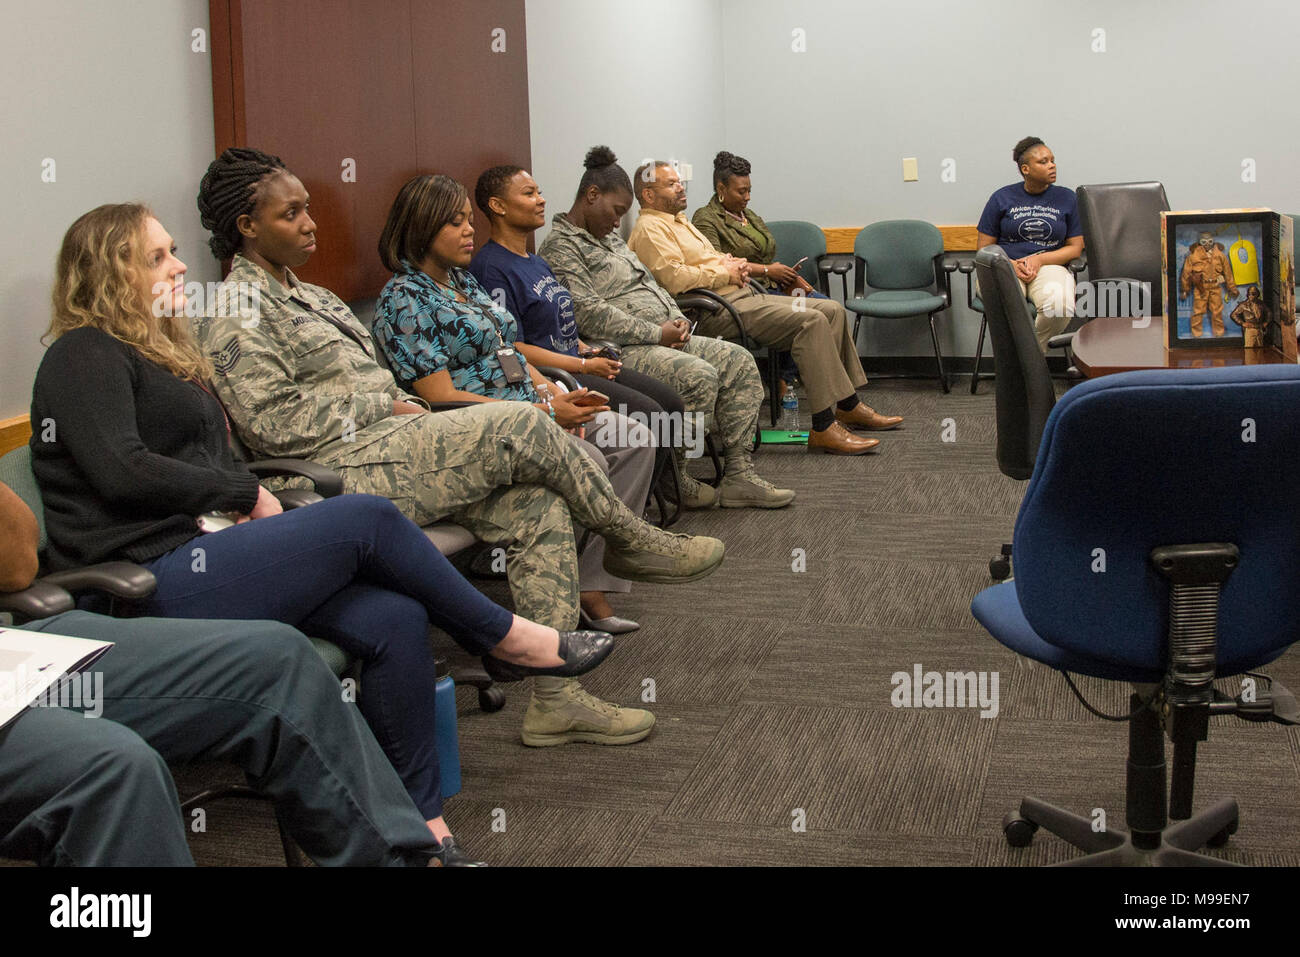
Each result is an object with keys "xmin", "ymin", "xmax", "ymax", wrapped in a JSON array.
[
  {"xmin": 468, "ymin": 165, "xmax": 687, "ymax": 525},
  {"xmin": 976, "ymin": 136, "xmax": 1085, "ymax": 352}
]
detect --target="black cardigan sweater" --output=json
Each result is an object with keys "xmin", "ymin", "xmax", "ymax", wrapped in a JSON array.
[{"xmin": 30, "ymin": 327, "xmax": 262, "ymax": 570}]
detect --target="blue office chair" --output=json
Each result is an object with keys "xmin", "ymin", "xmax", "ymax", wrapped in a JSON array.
[{"xmin": 972, "ymin": 363, "xmax": 1300, "ymax": 865}]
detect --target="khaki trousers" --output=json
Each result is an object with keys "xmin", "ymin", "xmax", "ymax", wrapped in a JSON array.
[{"xmin": 691, "ymin": 288, "xmax": 868, "ymax": 413}]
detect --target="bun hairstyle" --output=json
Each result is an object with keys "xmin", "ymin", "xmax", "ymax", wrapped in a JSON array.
[
  {"xmin": 712, "ymin": 150, "xmax": 751, "ymax": 188},
  {"xmin": 576, "ymin": 145, "xmax": 633, "ymax": 199},
  {"xmin": 585, "ymin": 145, "xmax": 618, "ymax": 170},
  {"xmin": 197, "ymin": 147, "xmax": 289, "ymax": 260},
  {"xmin": 1012, "ymin": 136, "xmax": 1045, "ymax": 169}
]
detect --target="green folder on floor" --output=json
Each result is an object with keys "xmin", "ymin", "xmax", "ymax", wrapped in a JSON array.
[{"xmin": 760, "ymin": 429, "xmax": 808, "ymax": 445}]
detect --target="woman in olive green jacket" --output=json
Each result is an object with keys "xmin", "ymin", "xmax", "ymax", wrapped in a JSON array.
[{"xmin": 691, "ymin": 151, "xmax": 816, "ymax": 297}]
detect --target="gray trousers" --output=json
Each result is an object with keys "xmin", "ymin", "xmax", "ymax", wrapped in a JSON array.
[
  {"xmin": 573, "ymin": 409, "xmax": 655, "ymax": 594},
  {"xmin": 0, "ymin": 612, "xmax": 438, "ymax": 866}
]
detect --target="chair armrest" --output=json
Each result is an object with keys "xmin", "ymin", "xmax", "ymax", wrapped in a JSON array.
[
  {"xmin": 958, "ymin": 259, "xmax": 981, "ymax": 311},
  {"xmin": 817, "ymin": 254, "xmax": 854, "ymax": 276},
  {"xmin": 246, "ymin": 459, "xmax": 344, "ymax": 498},
  {"xmin": 584, "ymin": 339, "xmax": 621, "ymax": 354},
  {"xmin": 0, "ymin": 580, "xmax": 76, "ymax": 619},
  {"xmin": 1047, "ymin": 332, "xmax": 1076, "ymax": 351},
  {"xmin": 933, "ymin": 254, "xmax": 953, "ymax": 305},
  {"xmin": 42, "ymin": 562, "xmax": 157, "ymax": 601},
  {"xmin": 675, "ymin": 289, "xmax": 754, "ymax": 350},
  {"xmin": 425, "ymin": 401, "xmax": 478, "ymax": 413},
  {"xmin": 1068, "ymin": 256, "xmax": 1087, "ymax": 275},
  {"xmin": 537, "ymin": 366, "xmax": 582, "ymax": 391},
  {"xmin": 273, "ymin": 489, "xmax": 325, "ymax": 510}
]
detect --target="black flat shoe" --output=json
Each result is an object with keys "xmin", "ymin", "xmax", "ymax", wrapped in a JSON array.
[
  {"xmin": 481, "ymin": 630, "xmax": 614, "ymax": 684},
  {"xmin": 429, "ymin": 836, "xmax": 485, "ymax": 867}
]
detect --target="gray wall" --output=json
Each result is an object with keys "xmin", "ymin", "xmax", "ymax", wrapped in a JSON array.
[
  {"xmin": 525, "ymin": 0, "xmax": 725, "ymax": 245},
  {"xmin": 530, "ymin": 0, "xmax": 1300, "ymax": 358},
  {"xmin": 1, "ymin": 0, "xmax": 216, "ymax": 419},
  {"xmin": 6, "ymin": 0, "xmax": 1300, "ymax": 421}
]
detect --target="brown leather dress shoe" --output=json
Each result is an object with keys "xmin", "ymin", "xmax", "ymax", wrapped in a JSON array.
[
  {"xmin": 836, "ymin": 404, "xmax": 904, "ymax": 431},
  {"xmin": 807, "ymin": 422, "xmax": 880, "ymax": 455}
]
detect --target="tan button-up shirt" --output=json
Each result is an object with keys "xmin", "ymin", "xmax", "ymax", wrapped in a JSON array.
[{"xmin": 626, "ymin": 208, "xmax": 740, "ymax": 296}]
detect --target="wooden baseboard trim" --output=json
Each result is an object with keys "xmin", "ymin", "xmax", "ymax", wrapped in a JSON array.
[
  {"xmin": 1, "ymin": 415, "xmax": 31, "ymax": 456},
  {"xmin": 824, "ymin": 225, "xmax": 978, "ymax": 255}
]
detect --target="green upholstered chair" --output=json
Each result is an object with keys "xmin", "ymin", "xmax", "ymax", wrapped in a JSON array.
[
  {"xmin": 767, "ymin": 219, "xmax": 852, "ymax": 297},
  {"xmin": 845, "ymin": 220, "xmax": 954, "ymax": 393}
]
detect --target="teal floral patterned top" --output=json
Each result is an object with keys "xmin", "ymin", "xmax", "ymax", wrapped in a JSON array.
[{"xmin": 374, "ymin": 263, "xmax": 539, "ymax": 402}]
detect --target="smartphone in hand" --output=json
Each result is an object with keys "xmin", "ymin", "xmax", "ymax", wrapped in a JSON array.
[{"xmin": 570, "ymin": 389, "xmax": 610, "ymax": 408}]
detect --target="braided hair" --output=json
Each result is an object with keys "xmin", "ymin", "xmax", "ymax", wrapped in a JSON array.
[
  {"xmin": 197, "ymin": 147, "xmax": 289, "ymax": 260},
  {"xmin": 576, "ymin": 146, "xmax": 633, "ymax": 200},
  {"xmin": 712, "ymin": 150, "xmax": 751, "ymax": 189}
]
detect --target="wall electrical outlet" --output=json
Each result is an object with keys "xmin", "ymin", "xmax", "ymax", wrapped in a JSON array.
[
  {"xmin": 902, "ymin": 157, "xmax": 919, "ymax": 182},
  {"xmin": 680, "ymin": 162, "xmax": 693, "ymax": 181}
]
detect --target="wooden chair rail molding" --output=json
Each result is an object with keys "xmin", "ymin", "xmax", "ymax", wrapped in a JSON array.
[
  {"xmin": 823, "ymin": 225, "xmax": 978, "ymax": 254},
  {"xmin": 1, "ymin": 415, "xmax": 31, "ymax": 456}
]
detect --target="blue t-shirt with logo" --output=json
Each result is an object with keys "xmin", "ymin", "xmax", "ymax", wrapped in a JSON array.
[
  {"xmin": 469, "ymin": 241, "xmax": 579, "ymax": 357},
  {"xmin": 977, "ymin": 183, "xmax": 1082, "ymax": 260}
]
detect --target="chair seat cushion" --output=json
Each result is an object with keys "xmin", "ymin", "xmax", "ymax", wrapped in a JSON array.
[
  {"xmin": 972, "ymin": 581, "xmax": 1287, "ymax": 681},
  {"xmin": 846, "ymin": 290, "xmax": 947, "ymax": 317},
  {"xmin": 310, "ymin": 637, "xmax": 352, "ymax": 676},
  {"xmin": 423, "ymin": 522, "xmax": 477, "ymax": 555}
]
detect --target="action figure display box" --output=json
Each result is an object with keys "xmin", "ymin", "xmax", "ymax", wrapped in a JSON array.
[{"xmin": 1161, "ymin": 209, "xmax": 1295, "ymax": 358}]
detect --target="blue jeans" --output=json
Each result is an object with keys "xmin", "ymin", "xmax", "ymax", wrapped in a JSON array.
[{"xmin": 134, "ymin": 494, "xmax": 514, "ymax": 818}]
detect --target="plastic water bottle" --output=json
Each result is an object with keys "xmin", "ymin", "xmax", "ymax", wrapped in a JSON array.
[{"xmin": 779, "ymin": 388, "xmax": 800, "ymax": 431}]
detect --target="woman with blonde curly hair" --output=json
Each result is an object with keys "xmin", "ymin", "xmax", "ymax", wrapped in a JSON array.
[{"xmin": 29, "ymin": 203, "xmax": 616, "ymax": 866}]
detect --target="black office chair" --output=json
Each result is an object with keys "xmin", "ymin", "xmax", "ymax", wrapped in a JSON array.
[
  {"xmin": 974, "ymin": 245, "xmax": 1057, "ymax": 581},
  {"xmin": 674, "ymin": 287, "xmax": 770, "ymax": 450},
  {"xmin": 1076, "ymin": 181, "xmax": 1170, "ymax": 320}
]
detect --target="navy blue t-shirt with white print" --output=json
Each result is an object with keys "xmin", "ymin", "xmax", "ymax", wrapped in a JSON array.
[
  {"xmin": 977, "ymin": 183, "xmax": 1082, "ymax": 261},
  {"xmin": 469, "ymin": 240, "xmax": 580, "ymax": 356}
]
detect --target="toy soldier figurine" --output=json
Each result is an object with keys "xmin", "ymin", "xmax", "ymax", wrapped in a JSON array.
[
  {"xmin": 1230, "ymin": 285, "xmax": 1270, "ymax": 347},
  {"xmin": 1181, "ymin": 231, "xmax": 1239, "ymax": 336}
]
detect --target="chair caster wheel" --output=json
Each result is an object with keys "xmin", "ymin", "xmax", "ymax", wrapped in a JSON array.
[
  {"xmin": 989, "ymin": 556, "xmax": 1011, "ymax": 581},
  {"xmin": 478, "ymin": 686, "xmax": 506, "ymax": 712},
  {"xmin": 1003, "ymin": 811, "xmax": 1038, "ymax": 848},
  {"xmin": 1206, "ymin": 818, "xmax": 1239, "ymax": 849}
]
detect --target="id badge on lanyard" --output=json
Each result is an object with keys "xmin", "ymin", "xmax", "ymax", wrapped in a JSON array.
[{"xmin": 496, "ymin": 347, "xmax": 526, "ymax": 383}]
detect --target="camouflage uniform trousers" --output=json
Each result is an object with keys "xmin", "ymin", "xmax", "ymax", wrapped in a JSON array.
[
  {"xmin": 616, "ymin": 335, "xmax": 762, "ymax": 472},
  {"xmin": 314, "ymin": 402, "xmax": 640, "ymax": 636}
]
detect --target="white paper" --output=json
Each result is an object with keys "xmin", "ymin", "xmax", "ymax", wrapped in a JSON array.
[{"xmin": 0, "ymin": 626, "xmax": 113, "ymax": 729}]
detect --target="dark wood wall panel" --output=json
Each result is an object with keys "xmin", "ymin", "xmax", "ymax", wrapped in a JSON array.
[
  {"xmin": 209, "ymin": 0, "xmax": 531, "ymax": 301},
  {"xmin": 410, "ymin": 0, "xmax": 532, "ymax": 249}
]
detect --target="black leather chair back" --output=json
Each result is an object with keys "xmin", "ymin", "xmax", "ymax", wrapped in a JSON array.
[
  {"xmin": 1076, "ymin": 181, "xmax": 1169, "ymax": 316},
  {"xmin": 975, "ymin": 245, "xmax": 1056, "ymax": 481}
]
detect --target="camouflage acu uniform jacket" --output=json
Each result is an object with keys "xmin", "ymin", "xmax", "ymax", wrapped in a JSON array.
[
  {"xmin": 191, "ymin": 255, "xmax": 423, "ymax": 463},
  {"xmin": 538, "ymin": 213, "xmax": 686, "ymax": 346}
]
